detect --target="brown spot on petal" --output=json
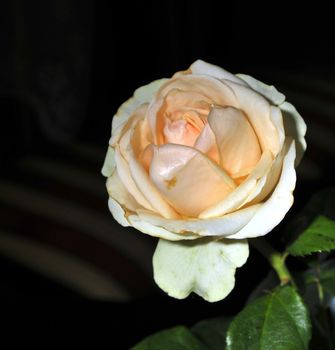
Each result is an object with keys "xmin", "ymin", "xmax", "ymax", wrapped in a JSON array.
[{"xmin": 164, "ymin": 177, "xmax": 177, "ymax": 189}]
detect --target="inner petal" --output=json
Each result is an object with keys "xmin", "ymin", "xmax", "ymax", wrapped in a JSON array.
[
  {"xmin": 194, "ymin": 123, "xmax": 221, "ymax": 164},
  {"xmin": 208, "ymin": 106, "xmax": 262, "ymax": 177},
  {"xmin": 163, "ymin": 114, "xmax": 201, "ymax": 147},
  {"xmin": 147, "ymin": 87, "xmax": 212, "ymax": 145},
  {"xmin": 149, "ymin": 144, "xmax": 236, "ymax": 217}
]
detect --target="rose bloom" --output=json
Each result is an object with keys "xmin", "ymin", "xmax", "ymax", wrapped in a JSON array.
[{"xmin": 102, "ymin": 60, "xmax": 306, "ymax": 302}]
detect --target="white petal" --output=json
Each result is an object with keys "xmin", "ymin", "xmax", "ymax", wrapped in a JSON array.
[
  {"xmin": 114, "ymin": 148, "xmax": 155, "ymax": 211},
  {"xmin": 135, "ymin": 204, "xmax": 260, "ymax": 237},
  {"xmin": 106, "ymin": 170, "xmax": 140, "ymax": 212},
  {"xmin": 227, "ymin": 140, "xmax": 297, "ymax": 239},
  {"xmin": 150, "ymin": 144, "xmax": 236, "ymax": 217},
  {"xmin": 153, "ymin": 237, "xmax": 249, "ymax": 302},
  {"xmin": 270, "ymin": 106, "xmax": 285, "ymax": 152},
  {"xmin": 108, "ymin": 197, "xmax": 130, "ymax": 227},
  {"xmin": 111, "ymin": 104, "xmax": 148, "ymax": 146},
  {"xmin": 128, "ymin": 214, "xmax": 198, "ymax": 241},
  {"xmin": 279, "ymin": 101, "xmax": 307, "ymax": 166},
  {"xmin": 223, "ymin": 79, "xmax": 281, "ymax": 157},
  {"xmin": 155, "ymin": 74, "xmax": 238, "ymax": 109},
  {"xmin": 101, "ymin": 146, "xmax": 116, "ymax": 177},
  {"xmin": 208, "ymin": 106, "xmax": 262, "ymax": 176},
  {"xmin": 190, "ymin": 60, "xmax": 247, "ymax": 86},
  {"xmin": 237, "ymin": 74, "xmax": 286, "ymax": 105}
]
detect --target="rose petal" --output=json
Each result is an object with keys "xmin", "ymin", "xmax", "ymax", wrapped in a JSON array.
[
  {"xmin": 189, "ymin": 60, "xmax": 248, "ymax": 86},
  {"xmin": 108, "ymin": 197, "xmax": 130, "ymax": 227},
  {"xmin": 161, "ymin": 90, "xmax": 209, "ymax": 147},
  {"xmin": 128, "ymin": 214, "xmax": 198, "ymax": 241},
  {"xmin": 111, "ymin": 104, "xmax": 148, "ymax": 146},
  {"xmin": 270, "ymin": 105, "xmax": 285, "ymax": 152},
  {"xmin": 128, "ymin": 152, "xmax": 180, "ymax": 219},
  {"xmin": 223, "ymin": 79, "xmax": 282, "ymax": 157},
  {"xmin": 106, "ymin": 170, "xmax": 140, "ymax": 213},
  {"xmin": 147, "ymin": 75, "xmax": 238, "ymax": 144},
  {"xmin": 130, "ymin": 117, "xmax": 152, "ymax": 158},
  {"xmin": 237, "ymin": 74, "xmax": 286, "ymax": 105},
  {"xmin": 115, "ymin": 113, "xmax": 180, "ymax": 219},
  {"xmin": 134, "ymin": 204, "xmax": 260, "ymax": 237},
  {"xmin": 149, "ymin": 144, "xmax": 236, "ymax": 217},
  {"xmin": 101, "ymin": 146, "xmax": 116, "ymax": 177},
  {"xmin": 199, "ymin": 150, "xmax": 273, "ymax": 218},
  {"xmin": 153, "ymin": 237, "xmax": 249, "ymax": 302},
  {"xmin": 208, "ymin": 106, "xmax": 262, "ymax": 176},
  {"xmin": 279, "ymin": 101, "xmax": 307, "ymax": 166},
  {"xmin": 111, "ymin": 78, "xmax": 168, "ymax": 135},
  {"xmin": 114, "ymin": 148, "xmax": 155, "ymax": 211},
  {"xmin": 241, "ymin": 141, "xmax": 287, "ymax": 206},
  {"xmin": 194, "ymin": 123, "xmax": 220, "ymax": 164},
  {"xmin": 227, "ymin": 140, "xmax": 296, "ymax": 239}
]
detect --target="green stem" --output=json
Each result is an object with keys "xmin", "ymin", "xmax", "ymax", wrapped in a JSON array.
[{"xmin": 250, "ymin": 238, "xmax": 294, "ymax": 286}]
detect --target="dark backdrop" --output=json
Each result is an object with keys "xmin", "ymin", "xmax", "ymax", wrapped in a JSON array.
[{"xmin": 1, "ymin": 0, "xmax": 335, "ymax": 347}]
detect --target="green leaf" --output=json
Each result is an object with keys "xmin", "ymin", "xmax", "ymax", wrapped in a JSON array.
[
  {"xmin": 192, "ymin": 317, "xmax": 232, "ymax": 350},
  {"xmin": 131, "ymin": 326, "xmax": 209, "ymax": 350},
  {"xmin": 284, "ymin": 187, "xmax": 335, "ymax": 244},
  {"xmin": 286, "ymin": 215, "xmax": 335, "ymax": 256},
  {"xmin": 226, "ymin": 286, "xmax": 311, "ymax": 350}
]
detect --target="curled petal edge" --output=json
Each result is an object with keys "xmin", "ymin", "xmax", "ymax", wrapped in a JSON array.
[
  {"xmin": 227, "ymin": 140, "xmax": 297, "ymax": 239},
  {"xmin": 237, "ymin": 73, "xmax": 286, "ymax": 105}
]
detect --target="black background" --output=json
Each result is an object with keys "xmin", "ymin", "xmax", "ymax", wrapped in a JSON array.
[{"xmin": 1, "ymin": 0, "xmax": 335, "ymax": 347}]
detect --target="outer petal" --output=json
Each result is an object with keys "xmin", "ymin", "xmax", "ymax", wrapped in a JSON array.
[
  {"xmin": 227, "ymin": 140, "xmax": 297, "ymax": 239},
  {"xmin": 199, "ymin": 150, "xmax": 273, "ymax": 218},
  {"xmin": 208, "ymin": 106, "xmax": 261, "ymax": 176},
  {"xmin": 223, "ymin": 79, "xmax": 281, "ymax": 157},
  {"xmin": 189, "ymin": 59, "xmax": 248, "ymax": 86},
  {"xmin": 108, "ymin": 197, "xmax": 130, "ymax": 227},
  {"xmin": 237, "ymin": 73, "xmax": 306, "ymax": 165},
  {"xmin": 134, "ymin": 204, "xmax": 260, "ymax": 237},
  {"xmin": 241, "ymin": 139, "xmax": 286, "ymax": 206},
  {"xmin": 106, "ymin": 171, "xmax": 197, "ymax": 241},
  {"xmin": 101, "ymin": 146, "xmax": 116, "ymax": 177},
  {"xmin": 153, "ymin": 237, "xmax": 249, "ymax": 302},
  {"xmin": 156, "ymin": 75, "xmax": 237, "ymax": 105},
  {"xmin": 111, "ymin": 104, "xmax": 149, "ymax": 146},
  {"xmin": 279, "ymin": 101, "xmax": 307, "ymax": 166},
  {"xmin": 115, "ymin": 147, "xmax": 155, "ymax": 211},
  {"xmin": 128, "ymin": 214, "xmax": 198, "ymax": 241},
  {"xmin": 106, "ymin": 170, "xmax": 141, "ymax": 213},
  {"xmin": 236, "ymin": 74, "xmax": 286, "ymax": 105},
  {"xmin": 111, "ymin": 78, "xmax": 168, "ymax": 133}
]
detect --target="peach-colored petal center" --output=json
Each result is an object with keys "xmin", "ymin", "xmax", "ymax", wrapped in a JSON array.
[{"xmin": 164, "ymin": 114, "xmax": 202, "ymax": 147}]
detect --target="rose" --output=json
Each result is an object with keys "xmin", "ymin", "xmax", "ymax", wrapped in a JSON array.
[{"xmin": 102, "ymin": 60, "xmax": 306, "ymax": 302}]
